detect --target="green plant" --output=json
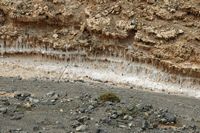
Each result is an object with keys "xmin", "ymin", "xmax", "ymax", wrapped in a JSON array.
[{"xmin": 99, "ymin": 92, "xmax": 120, "ymax": 103}]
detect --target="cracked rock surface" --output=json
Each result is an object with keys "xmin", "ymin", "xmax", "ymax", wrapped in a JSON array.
[{"xmin": 0, "ymin": 0, "xmax": 200, "ymax": 78}]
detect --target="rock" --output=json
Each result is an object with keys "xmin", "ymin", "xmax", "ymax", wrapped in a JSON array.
[
  {"xmin": 77, "ymin": 116, "xmax": 90, "ymax": 123},
  {"xmin": 96, "ymin": 128, "xmax": 107, "ymax": 133},
  {"xmin": 119, "ymin": 125, "xmax": 127, "ymax": 128},
  {"xmin": 100, "ymin": 117, "xmax": 111, "ymax": 125},
  {"xmin": 53, "ymin": 34, "xmax": 58, "ymax": 39},
  {"xmin": 189, "ymin": 124, "xmax": 197, "ymax": 130},
  {"xmin": 9, "ymin": 128, "xmax": 22, "ymax": 133},
  {"xmin": 79, "ymin": 108, "xmax": 86, "ymax": 113},
  {"xmin": 76, "ymin": 125, "xmax": 87, "ymax": 132},
  {"xmin": 46, "ymin": 91, "xmax": 56, "ymax": 97},
  {"xmin": 141, "ymin": 120, "xmax": 149, "ymax": 130},
  {"xmin": 110, "ymin": 113, "xmax": 118, "ymax": 119},
  {"xmin": 53, "ymin": 0, "xmax": 65, "ymax": 4},
  {"xmin": 160, "ymin": 118, "xmax": 167, "ymax": 123},
  {"xmin": 137, "ymin": 104, "xmax": 153, "ymax": 112},
  {"xmin": 104, "ymin": 101, "xmax": 114, "ymax": 106},
  {"xmin": 123, "ymin": 115, "xmax": 133, "ymax": 120},
  {"xmin": 88, "ymin": 105, "xmax": 94, "ymax": 111},
  {"xmin": 41, "ymin": 99, "xmax": 56, "ymax": 105},
  {"xmin": 22, "ymin": 102, "xmax": 33, "ymax": 109},
  {"xmin": 10, "ymin": 113, "xmax": 24, "ymax": 120},
  {"xmin": 155, "ymin": 28, "xmax": 184, "ymax": 40},
  {"xmin": 33, "ymin": 125, "xmax": 41, "ymax": 131},
  {"xmin": 116, "ymin": 110, "xmax": 123, "ymax": 116},
  {"xmin": 0, "ymin": 107, "xmax": 7, "ymax": 114},
  {"xmin": 28, "ymin": 97, "xmax": 40, "ymax": 104},
  {"xmin": 14, "ymin": 92, "xmax": 31, "ymax": 101},
  {"xmin": 128, "ymin": 122, "xmax": 134, "ymax": 128},
  {"xmin": 1, "ymin": 99, "xmax": 10, "ymax": 106},
  {"xmin": 162, "ymin": 112, "xmax": 176, "ymax": 124},
  {"xmin": 71, "ymin": 121, "xmax": 81, "ymax": 128},
  {"xmin": 147, "ymin": 0, "xmax": 156, "ymax": 4},
  {"xmin": 42, "ymin": 91, "xmax": 60, "ymax": 105}
]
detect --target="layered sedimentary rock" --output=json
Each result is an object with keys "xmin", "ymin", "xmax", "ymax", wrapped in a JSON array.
[{"xmin": 0, "ymin": 0, "xmax": 200, "ymax": 79}]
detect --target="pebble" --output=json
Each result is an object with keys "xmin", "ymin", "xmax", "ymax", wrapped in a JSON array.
[
  {"xmin": 53, "ymin": 34, "xmax": 58, "ymax": 39},
  {"xmin": 28, "ymin": 97, "xmax": 40, "ymax": 104},
  {"xmin": 119, "ymin": 125, "xmax": 127, "ymax": 129},
  {"xmin": 76, "ymin": 125, "xmax": 88, "ymax": 132},
  {"xmin": 96, "ymin": 128, "xmax": 107, "ymax": 133},
  {"xmin": 123, "ymin": 115, "xmax": 133, "ymax": 120},
  {"xmin": 14, "ymin": 92, "xmax": 31, "ymax": 101},
  {"xmin": 101, "ymin": 117, "xmax": 111, "ymax": 125},
  {"xmin": 1, "ymin": 99, "xmax": 10, "ymax": 106},
  {"xmin": 46, "ymin": 91, "xmax": 56, "ymax": 97},
  {"xmin": 141, "ymin": 120, "xmax": 149, "ymax": 130},
  {"xmin": 88, "ymin": 105, "xmax": 94, "ymax": 110},
  {"xmin": 10, "ymin": 113, "xmax": 24, "ymax": 120},
  {"xmin": 161, "ymin": 112, "xmax": 176, "ymax": 124},
  {"xmin": 137, "ymin": 104, "xmax": 153, "ymax": 112},
  {"xmin": 77, "ymin": 116, "xmax": 90, "ymax": 123},
  {"xmin": 0, "ymin": 107, "xmax": 7, "ymax": 114},
  {"xmin": 128, "ymin": 122, "xmax": 134, "ymax": 127},
  {"xmin": 71, "ymin": 121, "xmax": 81, "ymax": 128},
  {"xmin": 110, "ymin": 113, "xmax": 118, "ymax": 119}
]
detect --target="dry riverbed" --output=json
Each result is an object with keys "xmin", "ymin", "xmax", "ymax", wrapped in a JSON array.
[{"xmin": 0, "ymin": 77, "xmax": 200, "ymax": 133}]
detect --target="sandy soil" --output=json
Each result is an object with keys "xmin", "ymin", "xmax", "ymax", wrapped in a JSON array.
[{"xmin": 0, "ymin": 77, "xmax": 200, "ymax": 133}]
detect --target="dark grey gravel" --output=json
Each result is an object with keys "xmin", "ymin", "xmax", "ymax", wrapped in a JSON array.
[{"xmin": 0, "ymin": 77, "xmax": 200, "ymax": 133}]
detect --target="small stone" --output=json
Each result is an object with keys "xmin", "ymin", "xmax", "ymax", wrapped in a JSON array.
[
  {"xmin": 88, "ymin": 105, "xmax": 94, "ymax": 110},
  {"xmin": 76, "ymin": 125, "xmax": 87, "ymax": 132},
  {"xmin": 66, "ymin": 98, "xmax": 73, "ymax": 102},
  {"xmin": 128, "ymin": 122, "xmax": 134, "ymax": 127},
  {"xmin": 0, "ymin": 107, "xmax": 7, "ymax": 114},
  {"xmin": 14, "ymin": 92, "xmax": 31, "ymax": 101},
  {"xmin": 95, "ymin": 128, "xmax": 107, "ymax": 133},
  {"xmin": 119, "ymin": 125, "xmax": 127, "ymax": 128},
  {"xmin": 189, "ymin": 124, "xmax": 197, "ymax": 130},
  {"xmin": 147, "ymin": 0, "xmax": 156, "ymax": 4},
  {"xmin": 104, "ymin": 101, "xmax": 114, "ymax": 106},
  {"xmin": 79, "ymin": 108, "xmax": 86, "ymax": 113},
  {"xmin": 53, "ymin": 34, "xmax": 59, "ymax": 39},
  {"xmin": 142, "ymin": 120, "xmax": 149, "ymax": 130},
  {"xmin": 117, "ymin": 110, "xmax": 123, "ymax": 116},
  {"xmin": 137, "ymin": 104, "xmax": 153, "ymax": 112},
  {"xmin": 71, "ymin": 121, "xmax": 81, "ymax": 128},
  {"xmin": 28, "ymin": 97, "xmax": 40, "ymax": 104},
  {"xmin": 9, "ymin": 128, "xmax": 22, "ymax": 132},
  {"xmin": 123, "ymin": 115, "xmax": 129, "ymax": 120},
  {"xmin": 123, "ymin": 115, "xmax": 133, "ymax": 120},
  {"xmin": 160, "ymin": 118, "xmax": 167, "ymax": 123},
  {"xmin": 10, "ymin": 113, "xmax": 24, "ymax": 120},
  {"xmin": 163, "ymin": 112, "xmax": 176, "ymax": 124},
  {"xmin": 101, "ymin": 117, "xmax": 111, "ymax": 124},
  {"xmin": 23, "ymin": 102, "xmax": 33, "ymax": 109},
  {"xmin": 1, "ymin": 99, "xmax": 10, "ymax": 106},
  {"xmin": 110, "ymin": 113, "xmax": 118, "ymax": 119},
  {"xmin": 77, "ymin": 116, "xmax": 90, "ymax": 123},
  {"xmin": 46, "ymin": 91, "xmax": 56, "ymax": 97}
]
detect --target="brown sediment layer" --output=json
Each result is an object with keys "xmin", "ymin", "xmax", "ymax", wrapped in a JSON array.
[{"xmin": 1, "ymin": 0, "xmax": 200, "ymax": 81}]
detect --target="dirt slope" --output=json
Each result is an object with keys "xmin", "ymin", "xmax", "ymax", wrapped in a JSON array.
[{"xmin": 0, "ymin": 77, "xmax": 200, "ymax": 132}]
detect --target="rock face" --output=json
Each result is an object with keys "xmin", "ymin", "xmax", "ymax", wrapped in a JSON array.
[{"xmin": 0, "ymin": 0, "xmax": 200, "ymax": 78}]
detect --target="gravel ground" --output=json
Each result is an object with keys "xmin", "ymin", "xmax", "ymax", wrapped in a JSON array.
[{"xmin": 0, "ymin": 77, "xmax": 200, "ymax": 133}]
